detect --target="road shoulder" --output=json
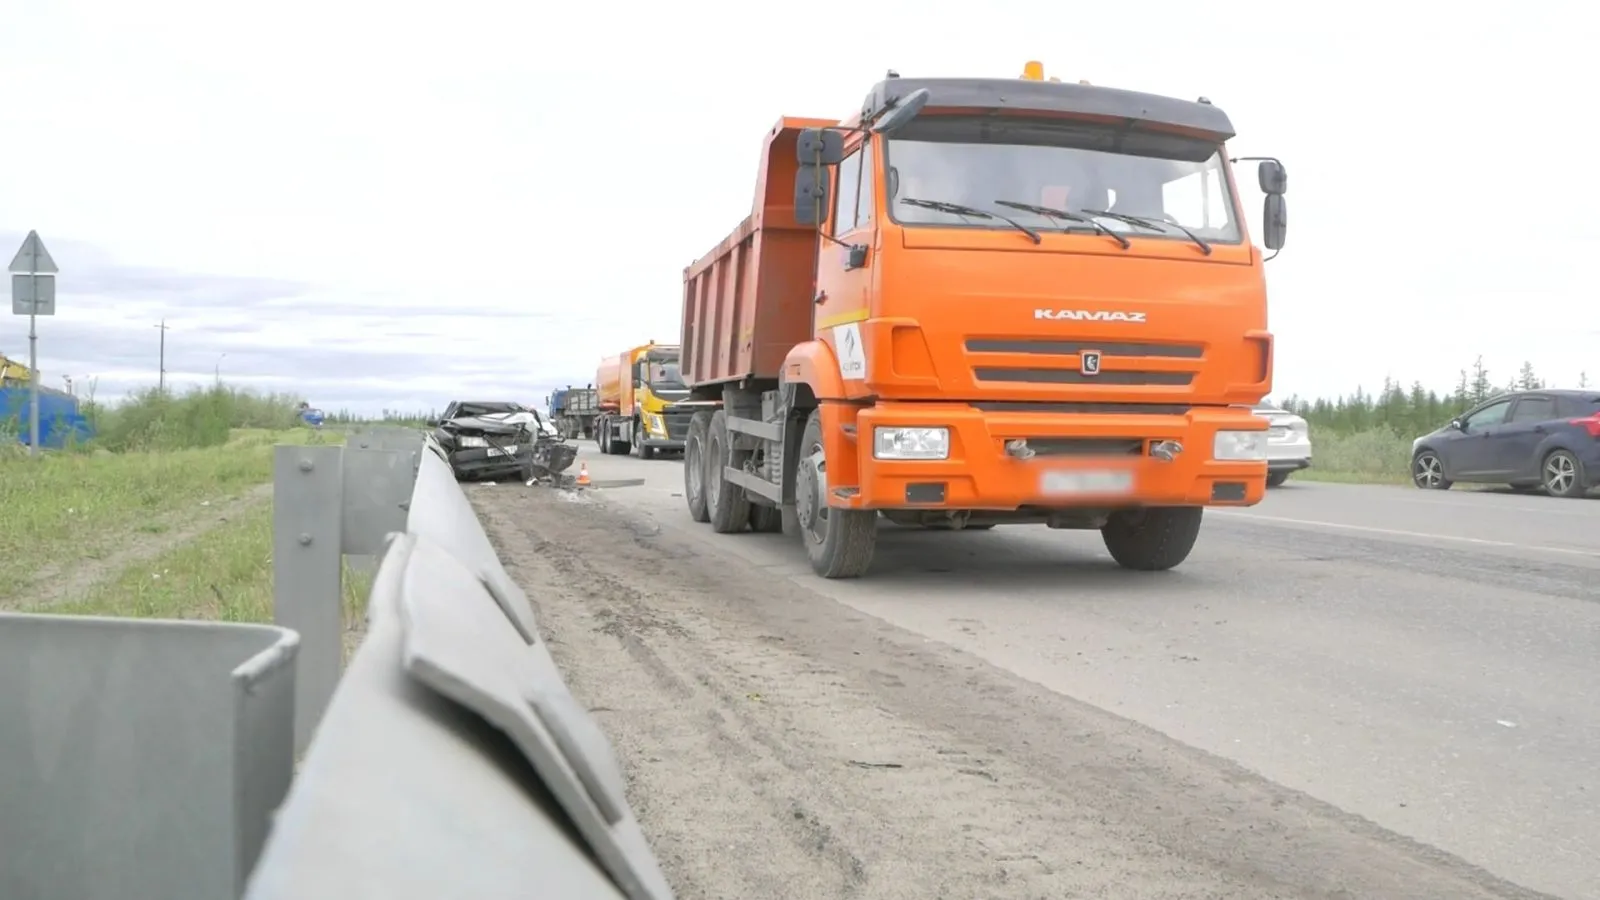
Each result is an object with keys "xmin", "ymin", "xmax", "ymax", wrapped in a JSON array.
[{"xmin": 471, "ymin": 484, "xmax": 1552, "ymax": 900}]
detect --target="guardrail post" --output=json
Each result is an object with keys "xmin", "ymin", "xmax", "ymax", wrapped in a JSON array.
[
  {"xmin": 345, "ymin": 431, "xmax": 422, "ymax": 579},
  {"xmin": 341, "ymin": 445, "xmax": 411, "ymax": 559},
  {"xmin": 273, "ymin": 444, "xmax": 345, "ymax": 754}
]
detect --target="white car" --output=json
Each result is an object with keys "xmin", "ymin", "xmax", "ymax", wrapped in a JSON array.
[{"xmin": 1254, "ymin": 400, "xmax": 1312, "ymax": 487}]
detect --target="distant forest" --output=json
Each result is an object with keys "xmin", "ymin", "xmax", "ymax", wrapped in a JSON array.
[{"xmin": 1282, "ymin": 357, "xmax": 1591, "ymax": 436}]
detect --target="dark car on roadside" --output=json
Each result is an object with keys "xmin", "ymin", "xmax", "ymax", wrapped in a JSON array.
[
  {"xmin": 427, "ymin": 401, "xmax": 577, "ymax": 483},
  {"xmin": 1410, "ymin": 389, "xmax": 1600, "ymax": 497}
]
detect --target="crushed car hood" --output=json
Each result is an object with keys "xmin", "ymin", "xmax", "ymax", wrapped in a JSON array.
[{"xmin": 442, "ymin": 411, "xmax": 539, "ymax": 434}]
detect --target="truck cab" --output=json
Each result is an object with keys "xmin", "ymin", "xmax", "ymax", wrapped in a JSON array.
[
  {"xmin": 596, "ymin": 343, "xmax": 692, "ymax": 459},
  {"xmin": 678, "ymin": 62, "xmax": 1288, "ymax": 578}
]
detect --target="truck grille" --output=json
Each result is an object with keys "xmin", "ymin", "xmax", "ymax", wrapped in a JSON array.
[
  {"xmin": 965, "ymin": 338, "xmax": 1205, "ymax": 387},
  {"xmin": 664, "ymin": 408, "xmax": 694, "ymax": 440},
  {"xmin": 1012, "ymin": 437, "xmax": 1146, "ymax": 457}
]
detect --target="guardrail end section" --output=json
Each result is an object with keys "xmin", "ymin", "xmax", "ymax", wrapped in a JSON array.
[{"xmin": 0, "ymin": 613, "xmax": 299, "ymax": 900}]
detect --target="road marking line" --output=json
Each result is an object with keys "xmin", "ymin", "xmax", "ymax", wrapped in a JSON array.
[{"xmin": 1210, "ymin": 510, "xmax": 1598, "ymax": 557}]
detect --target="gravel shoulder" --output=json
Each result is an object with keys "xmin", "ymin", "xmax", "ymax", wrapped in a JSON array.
[{"xmin": 469, "ymin": 484, "xmax": 1554, "ymax": 900}]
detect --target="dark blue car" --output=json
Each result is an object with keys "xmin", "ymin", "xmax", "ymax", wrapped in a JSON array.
[{"xmin": 1410, "ymin": 389, "xmax": 1600, "ymax": 497}]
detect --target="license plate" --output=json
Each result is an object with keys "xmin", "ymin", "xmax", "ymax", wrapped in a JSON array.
[
  {"xmin": 488, "ymin": 445, "xmax": 518, "ymax": 457},
  {"xmin": 1040, "ymin": 469, "xmax": 1134, "ymax": 496},
  {"xmin": 1269, "ymin": 426, "xmax": 1289, "ymax": 438}
]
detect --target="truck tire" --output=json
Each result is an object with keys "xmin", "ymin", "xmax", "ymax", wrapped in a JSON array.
[
  {"xmin": 706, "ymin": 410, "xmax": 750, "ymax": 533},
  {"xmin": 749, "ymin": 504, "xmax": 783, "ymax": 533},
  {"xmin": 606, "ymin": 417, "xmax": 629, "ymax": 456},
  {"xmin": 1100, "ymin": 507, "xmax": 1203, "ymax": 572},
  {"xmin": 795, "ymin": 409, "xmax": 876, "ymax": 578},
  {"xmin": 683, "ymin": 411, "xmax": 712, "ymax": 523}
]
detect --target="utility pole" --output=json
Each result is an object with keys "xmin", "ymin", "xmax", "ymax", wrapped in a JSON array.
[{"xmin": 155, "ymin": 319, "xmax": 170, "ymax": 393}]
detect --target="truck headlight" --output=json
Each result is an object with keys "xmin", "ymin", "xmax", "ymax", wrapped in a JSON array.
[
  {"xmin": 1213, "ymin": 430, "xmax": 1266, "ymax": 461},
  {"xmin": 646, "ymin": 414, "xmax": 665, "ymax": 435},
  {"xmin": 457, "ymin": 436, "xmax": 488, "ymax": 448},
  {"xmin": 874, "ymin": 427, "xmax": 950, "ymax": 460}
]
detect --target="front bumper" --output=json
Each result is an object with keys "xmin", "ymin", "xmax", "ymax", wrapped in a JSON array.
[
  {"xmin": 848, "ymin": 402, "xmax": 1268, "ymax": 509},
  {"xmin": 641, "ymin": 436, "xmax": 686, "ymax": 451},
  {"xmin": 448, "ymin": 446, "xmax": 534, "ymax": 479},
  {"xmin": 1266, "ymin": 430, "xmax": 1312, "ymax": 472}
]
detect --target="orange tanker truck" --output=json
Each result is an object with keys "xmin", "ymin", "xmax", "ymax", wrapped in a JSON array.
[{"xmin": 676, "ymin": 61, "xmax": 1289, "ymax": 579}]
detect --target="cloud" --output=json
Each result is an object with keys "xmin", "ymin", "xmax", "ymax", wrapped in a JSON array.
[{"xmin": 0, "ymin": 228, "xmax": 609, "ymax": 412}]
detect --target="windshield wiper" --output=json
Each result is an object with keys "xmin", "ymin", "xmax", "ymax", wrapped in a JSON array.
[
  {"xmin": 992, "ymin": 200, "xmax": 1131, "ymax": 250},
  {"xmin": 899, "ymin": 197, "xmax": 1041, "ymax": 244},
  {"xmin": 1080, "ymin": 209, "xmax": 1212, "ymax": 256}
]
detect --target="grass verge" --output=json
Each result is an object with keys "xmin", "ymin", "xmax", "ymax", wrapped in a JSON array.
[
  {"xmin": 0, "ymin": 427, "xmax": 335, "ymax": 598},
  {"xmin": 40, "ymin": 500, "xmax": 374, "ymax": 625},
  {"xmin": 1290, "ymin": 428, "xmax": 1414, "ymax": 485}
]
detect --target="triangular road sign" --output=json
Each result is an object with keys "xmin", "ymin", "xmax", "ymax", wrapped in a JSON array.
[{"xmin": 9, "ymin": 230, "xmax": 59, "ymax": 275}]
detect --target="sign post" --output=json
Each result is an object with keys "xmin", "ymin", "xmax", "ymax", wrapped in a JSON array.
[{"xmin": 10, "ymin": 230, "xmax": 59, "ymax": 456}]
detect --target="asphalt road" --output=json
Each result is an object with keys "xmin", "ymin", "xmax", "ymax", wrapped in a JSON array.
[{"xmin": 505, "ymin": 446, "xmax": 1599, "ymax": 899}]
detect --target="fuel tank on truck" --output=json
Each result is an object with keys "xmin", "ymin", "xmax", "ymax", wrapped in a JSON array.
[
  {"xmin": 864, "ymin": 240, "xmax": 1272, "ymax": 408},
  {"xmin": 595, "ymin": 354, "xmax": 626, "ymax": 410}
]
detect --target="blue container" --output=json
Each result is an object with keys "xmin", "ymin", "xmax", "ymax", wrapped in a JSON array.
[{"xmin": 0, "ymin": 385, "xmax": 94, "ymax": 447}]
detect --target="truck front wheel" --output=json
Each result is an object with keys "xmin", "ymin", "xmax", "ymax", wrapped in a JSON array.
[
  {"xmin": 683, "ymin": 411, "xmax": 712, "ymax": 523},
  {"xmin": 706, "ymin": 410, "xmax": 750, "ymax": 533},
  {"xmin": 794, "ymin": 409, "xmax": 876, "ymax": 578},
  {"xmin": 1100, "ymin": 506, "xmax": 1203, "ymax": 571}
]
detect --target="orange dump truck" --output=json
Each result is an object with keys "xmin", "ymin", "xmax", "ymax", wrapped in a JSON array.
[{"xmin": 677, "ymin": 61, "xmax": 1289, "ymax": 579}]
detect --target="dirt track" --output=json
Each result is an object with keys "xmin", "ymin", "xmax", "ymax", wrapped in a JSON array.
[{"xmin": 470, "ymin": 484, "xmax": 1552, "ymax": 900}]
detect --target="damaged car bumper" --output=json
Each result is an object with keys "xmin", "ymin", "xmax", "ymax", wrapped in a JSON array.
[{"xmin": 440, "ymin": 436, "xmax": 579, "ymax": 482}]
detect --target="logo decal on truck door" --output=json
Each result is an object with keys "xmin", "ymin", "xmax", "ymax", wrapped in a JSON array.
[
  {"xmin": 833, "ymin": 323, "xmax": 867, "ymax": 381},
  {"xmin": 1080, "ymin": 350, "xmax": 1102, "ymax": 376}
]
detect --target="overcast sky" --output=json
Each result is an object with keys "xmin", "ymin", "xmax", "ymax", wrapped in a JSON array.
[{"xmin": 1, "ymin": 1, "xmax": 1592, "ymax": 413}]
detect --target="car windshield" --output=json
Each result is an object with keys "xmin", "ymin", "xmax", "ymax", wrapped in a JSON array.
[
  {"xmin": 455, "ymin": 402, "xmax": 525, "ymax": 417},
  {"xmin": 884, "ymin": 115, "xmax": 1241, "ymax": 244}
]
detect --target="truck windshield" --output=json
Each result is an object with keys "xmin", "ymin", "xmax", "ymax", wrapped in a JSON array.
[
  {"xmin": 649, "ymin": 362, "xmax": 686, "ymax": 390},
  {"xmin": 884, "ymin": 115, "xmax": 1242, "ymax": 245}
]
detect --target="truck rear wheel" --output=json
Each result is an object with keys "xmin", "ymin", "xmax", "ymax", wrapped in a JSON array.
[
  {"xmin": 795, "ymin": 409, "xmax": 876, "ymax": 578},
  {"xmin": 683, "ymin": 411, "xmax": 712, "ymax": 523},
  {"xmin": 1100, "ymin": 507, "xmax": 1203, "ymax": 571},
  {"xmin": 606, "ymin": 417, "xmax": 628, "ymax": 455},
  {"xmin": 706, "ymin": 410, "xmax": 750, "ymax": 533}
]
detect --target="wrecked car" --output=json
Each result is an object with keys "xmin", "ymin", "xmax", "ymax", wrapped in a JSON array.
[{"xmin": 427, "ymin": 401, "xmax": 578, "ymax": 483}]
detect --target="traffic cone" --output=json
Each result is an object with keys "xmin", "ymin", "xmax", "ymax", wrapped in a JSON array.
[{"xmin": 575, "ymin": 463, "xmax": 591, "ymax": 487}]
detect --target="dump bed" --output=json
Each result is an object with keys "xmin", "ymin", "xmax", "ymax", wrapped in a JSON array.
[
  {"xmin": 596, "ymin": 354, "xmax": 626, "ymax": 411},
  {"xmin": 680, "ymin": 117, "xmax": 836, "ymax": 387}
]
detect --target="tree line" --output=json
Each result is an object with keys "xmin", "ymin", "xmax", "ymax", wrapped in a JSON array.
[{"xmin": 1280, "ymin": 357, "xmax": 1591, "ymax": 437}]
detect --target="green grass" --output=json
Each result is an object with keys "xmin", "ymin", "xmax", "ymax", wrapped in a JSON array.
[
  {"xmin": 0, "ymin": 427, "xmax": 339, "ymax": 601},
  {"xmin": 42, "ymin": 501, "xmax": 373, "ymax": 624}
]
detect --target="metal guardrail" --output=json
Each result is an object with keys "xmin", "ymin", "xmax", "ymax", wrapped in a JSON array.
[{"xmin": 0, "ymin": 427, "xmax": 672, "ymax": 900}]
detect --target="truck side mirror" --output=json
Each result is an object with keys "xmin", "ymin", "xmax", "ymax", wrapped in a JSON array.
[
  {"xmin": 870, "ymin": 88, "xmax": 930, "ymax": 135},
  {"xmin": 794, "ymin": 166, "xmax": 831, "ymax": 226},
  {"xmin": 1258, "ymin": 159, "xmax": 1287, "ymax": 195},
  {"xmin": 796, "ymin": 128, "xmax": 845, "ymax": 166},
  {"xmin": 1262, "ymin": 194, "xmax": 1287, "ymax": 251}
]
